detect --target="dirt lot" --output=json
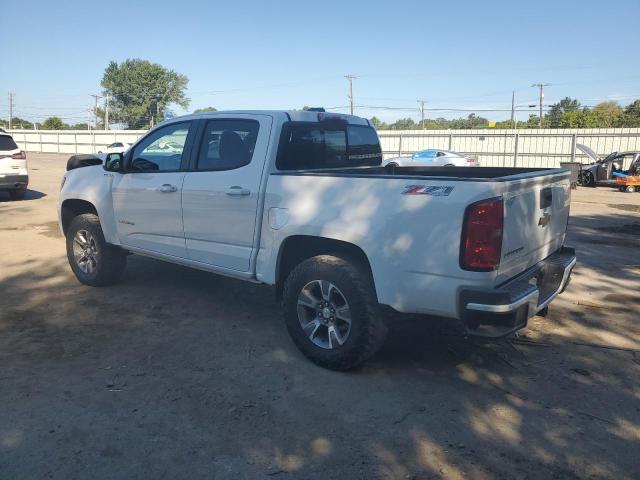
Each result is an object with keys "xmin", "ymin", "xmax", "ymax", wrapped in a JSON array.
[{"xmin": 1, "ymin": 153, "xmax": 639, "ymax": 479}]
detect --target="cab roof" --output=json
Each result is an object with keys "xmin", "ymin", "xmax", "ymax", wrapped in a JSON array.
[{"xmin": 164, "ymin": 110, "xmax": 370, "ymax": 126}]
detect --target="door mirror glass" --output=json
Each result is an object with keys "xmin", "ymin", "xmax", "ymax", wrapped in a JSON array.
[{"xmin": 104, "ymin": 152, "xmax": 124, "ymax": 172}]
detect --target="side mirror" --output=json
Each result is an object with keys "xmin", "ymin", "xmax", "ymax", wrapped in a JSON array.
[{"xmin": 104, "ymin": 152, "xmax": 124, "ymax": 172}]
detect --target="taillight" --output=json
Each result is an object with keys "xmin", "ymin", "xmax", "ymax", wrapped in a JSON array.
[
  {"xmin": 12, "ymin": 151, "xmax": 26, "ymax": 160},
  {"xmin": 460, "ymin": 197, "xmax": 503, "ymax": 271}
]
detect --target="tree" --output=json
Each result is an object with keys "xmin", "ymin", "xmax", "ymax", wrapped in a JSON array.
[
  {"xmin": 193, "ymin": 107, "xmax": 217, "ymax": 114},
  {"xmin": 369, "ymin": 116, "xmax": 388, "ymax": 130},
  {"xmin": 547, "ymin": 97, "xmax": 580, "ymax": 128},
  {"xmin": 389, "ymin": 118, "xmax": 417, "ymax": 130},
  {"xmin": 68, "ymin": 123, "xmax": 89, "ymax": 130},
  {"xmin": 620, "ymin": 100, "xmax": 640, "ymax": 127},
  {"xmin": 101, "ymin": 59, "xmax": 190, "ymax": 129},
  {"xmin": 592, "ymin": 101, "xmax": 623, "ymax": 128},
  {"xmin": 41, "ymin": 116, "xmax": 66, "ymax": 130}
]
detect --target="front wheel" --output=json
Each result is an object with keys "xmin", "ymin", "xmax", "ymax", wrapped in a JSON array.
[
  {"xmin": 66, "ymin": 213, "xmax": 127, "ymax": 286},
  {"xmin": 626, "ymin": 185, "xmax": 636, "ymax": 193},
  {"xmin": 282, "ymin": 255, "xmax": 387, "ymax": 370},
  {"xmin": 581, "ymin": 171, "xmax": 595, "ymax": 187}
]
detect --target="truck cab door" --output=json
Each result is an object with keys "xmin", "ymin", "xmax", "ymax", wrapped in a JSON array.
[
  {"xmin": 111, "ymin": 121, "xmax": 196, "ymax": 258},
  {"xmin": 181, "ymin": 114, "xmax": 272, "ymax": 272}
]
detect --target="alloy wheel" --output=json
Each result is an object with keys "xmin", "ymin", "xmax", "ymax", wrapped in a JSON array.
[{"xmin": 297, "ymin": 280, "xmax": 352, "ymax": 349}]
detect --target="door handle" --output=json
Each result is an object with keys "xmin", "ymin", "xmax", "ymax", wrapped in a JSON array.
[
  {"xmin": 157, "ymin": 184, "xmax": 178, "ymax": 193},
  {"xmin": 226, "ymin": 186, "xmax": 251, "ymax": 196}
]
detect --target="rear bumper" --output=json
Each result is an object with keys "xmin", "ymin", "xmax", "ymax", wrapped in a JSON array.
[
  {"xmin": 460, "ymin": 246, "xmax": 576, "ymax": 338},
  {"xmin": 0, "ymin": 174, "xmax": 28, "ymax": 190}
]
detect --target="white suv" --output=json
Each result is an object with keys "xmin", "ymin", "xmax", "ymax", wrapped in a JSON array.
[{"xmin": 0, "ymin": 132, "xmax": 28, "ymax": 200}]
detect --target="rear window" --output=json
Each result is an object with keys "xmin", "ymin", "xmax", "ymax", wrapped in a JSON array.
[
  {"xmin": 276, "ymin": 123, "xmax": 382, "ymax": 170},
  {"xmin": 0, "ymin": 135, "xmax": 19, "ymax": 151}
]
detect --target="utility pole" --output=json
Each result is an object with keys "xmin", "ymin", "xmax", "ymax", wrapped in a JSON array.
[
  {"xmin": 418, "ymin": 99, "xmax": 426, "ymax": 129},
  {"xmin": 531, "ymin": 83, "xmax": 550, "ymax": 128},
  {"xmin": 510, "ymin": 91, "xmax": 515, "ymax": 129},
  {"xmin": 89, "ymin": 94, "xmax": 102, "ymax": 129},
  {"xmin": 344, "ymin": 75, "xmax": 357, "ymax": 115},
  {"xmin": 8, "ymin": 92, "xmax": 15, "ymax": 130},
  {"xmin": 104, "ymin": 93, "xmax": 109, "ymax": 130}
]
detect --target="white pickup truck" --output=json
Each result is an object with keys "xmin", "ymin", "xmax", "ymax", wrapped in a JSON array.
[{"xmin": 59, "ymin": 110, "xmax": 576, "ymax": 370}]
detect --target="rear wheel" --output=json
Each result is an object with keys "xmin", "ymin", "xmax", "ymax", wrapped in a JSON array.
[
  {"xmin": 282, "ymin": 255, "xmax": 387, "ymax": 370},
  {"xmin": 66, "ymin": 213, "xmax": 127, "ymax": 286},
  {"xmin": 626, "ymin": 185, "xmax": 636, "ymax": 193},
  {"xmin": 9, "ymin": 188, "xmax": 26, "ymax": 200}
]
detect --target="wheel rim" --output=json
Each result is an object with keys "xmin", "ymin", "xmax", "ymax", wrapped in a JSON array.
[
  {"xmin": 72, "ymin": 229, "xmax": 99, "ymax": 274},
  {"xmin": 297, "ymin": 280, "xmax": 352, "ymax": 350}
]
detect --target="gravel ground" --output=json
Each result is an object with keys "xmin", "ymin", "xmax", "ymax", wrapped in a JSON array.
[{"xmin": 1, "ymin": 153, "xmax": 639, "ymax": 479}]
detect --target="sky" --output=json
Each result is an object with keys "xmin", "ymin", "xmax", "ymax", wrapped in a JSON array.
[{"xmin": 2, "ymin": 0, "xmax": 640, "ymax": 125}]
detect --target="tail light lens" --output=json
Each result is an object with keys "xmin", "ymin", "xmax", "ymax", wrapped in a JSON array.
[
  {"xmin": 12, "ymin": 151, "xmax": 26, "ymax": 160},
  {"xmin": 460, "ymin": 197, "xmax": 503, "ymax": 271}
]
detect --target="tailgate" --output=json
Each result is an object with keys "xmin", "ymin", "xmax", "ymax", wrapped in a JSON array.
[{"xmin": 498, "ymin": 173, "xmax": 571, "ymax": 281}]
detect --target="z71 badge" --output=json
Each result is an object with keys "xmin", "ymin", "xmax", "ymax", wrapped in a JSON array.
[{"xmin": 402, "ymin": 185, "xmax": 454, "ymax": 196}]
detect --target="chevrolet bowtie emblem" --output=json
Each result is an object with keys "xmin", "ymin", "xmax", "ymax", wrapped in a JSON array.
[{"xmin": 538, "ymin": 212, "xmax": 551, "ymax": 227}]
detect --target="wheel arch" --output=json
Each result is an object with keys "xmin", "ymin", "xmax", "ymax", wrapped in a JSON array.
[
  {"xmin": 61, "ymin": 199, "xmax": 98, "ymax": 235},
  {"xmin": 275, "ymin": 235, "xmax": 375, "ymax": 300}
]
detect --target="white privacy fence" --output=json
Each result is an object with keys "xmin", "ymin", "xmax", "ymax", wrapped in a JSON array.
[
  {"xmin": 378, "ymin": 128, "xmax": 640, "ymax": 168},
  {"xmin": 7, "ymin": 129, "xmax": 147, "ymax": 155},
  {"xmin": 7, "ymin": 127, "xmax": 640, "ymax": 168}
]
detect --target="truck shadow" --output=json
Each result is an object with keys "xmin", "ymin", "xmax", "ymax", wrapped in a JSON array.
[
  {"xmin": 0, "ymin": 208, "xmax": 638, "ymax": 478},
  {"xmin": 0, "ymin": 189, "xmax": 47, "ymax": 202}
]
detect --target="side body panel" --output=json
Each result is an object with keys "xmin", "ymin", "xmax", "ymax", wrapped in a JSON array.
[{"xmin": 256, "ymin": 174, "xmax": 501, "ymax": 318}]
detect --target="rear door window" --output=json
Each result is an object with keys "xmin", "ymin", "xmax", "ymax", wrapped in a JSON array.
[
  {"xmin": 196, "ymin": 119, "xmax": 260, "ymax": 170},
  {"xmin": 0, "ymin": 135, "xmax": 19, "ymax": 151},
  {"xmin": 277, "ymin": 123, "xmax": 381, "ymax": 170}
]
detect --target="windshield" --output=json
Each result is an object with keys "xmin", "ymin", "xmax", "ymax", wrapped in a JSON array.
[{"xmin": 599, "ymin": 152, "xmax": 618, "ymax": 163}]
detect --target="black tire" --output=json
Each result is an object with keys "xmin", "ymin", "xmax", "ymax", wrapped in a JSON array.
[
  {"xmin": 582, "ymin": 171, "xmax": 595, "ymax": 187},
  {"xmin": 387, "ymin": 162, "xmax": 398, "ymax": 167},
  {"xmin": 9, "ymin": 188, "xmax": 26, "ymax": 200},
  {"xmin": 66, "ymin": 213, "xmax": 127, "ymax": 287},
  {"xmin": 626, "ymin": 185, "xmax": 635, "ymax": 193},
  {"xmin": 282, "ymin": 255, "xmax": 387, "ymax": 370},
  {"xmin": 443, "ymin": 164, "xmax": 455, "ymax": 167}
]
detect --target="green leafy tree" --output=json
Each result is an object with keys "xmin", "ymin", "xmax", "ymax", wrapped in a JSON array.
[
  {"xmin": 369, "ymin": 116, "xmax": 388, "ymax": 130},
  {"xmin": 41, "ymin": 116, "xmax": 66, "ymax": 130},
  {"xmin": 592, "ymin": 101, "xmax": 623, "ymax": 128},
  {"xmin": 620, "ymin": 100, "xmax": 640, "ymax": 127},
  {"xmin": 68, "ymin": 123, "xmax": 90, "ymax": 130},
  {"xmin": 389, "ymin": 118, "xmax": 417, "ymax": 130},
  {"xmin": 547, "ymin": 97, "xmax": 580, "ymax": 128},
  {"xmin": 101, "ymin": 59, "xmax": 190, "ymax": 129},
  {"xmin": 558, "ymin": 109, "xmax": 597, "ymax": 128},
  {"xmin": 193, "ymin": 107, "xmax": 217, "ymax": 113}
]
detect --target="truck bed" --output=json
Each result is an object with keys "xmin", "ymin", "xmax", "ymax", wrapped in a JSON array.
[{"xmin": 276, "ymin": 165, "xmax": 565, "ymax": 181}]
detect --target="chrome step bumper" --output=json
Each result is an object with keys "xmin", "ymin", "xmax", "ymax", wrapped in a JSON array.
[{"xmin": 460, "ymin": 246, "xmax": 576, "ymax": 338}]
